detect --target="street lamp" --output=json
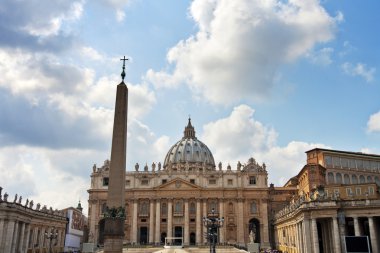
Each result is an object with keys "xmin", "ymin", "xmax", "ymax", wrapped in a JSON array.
[
  {"xmin": 203, "ymin": 208, "xmax": 224, "ymax": 253},
  {"xmin": 44, "ymin": 228, "xmax": 58, "ymax": 253}
]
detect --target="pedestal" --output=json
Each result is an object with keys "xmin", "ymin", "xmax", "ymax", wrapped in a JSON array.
[
  {"xmin": 102, "ymin": 218, "xmax": 125, "ymax": 253},
  {"xmin": 247, "ymin": 243, "xmax": 260, "ymax": 253}
]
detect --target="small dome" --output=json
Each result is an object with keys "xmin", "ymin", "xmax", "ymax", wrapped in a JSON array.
[{"xmin": 163, "ymin": 118, "xmax": 215, "ymax": 170}]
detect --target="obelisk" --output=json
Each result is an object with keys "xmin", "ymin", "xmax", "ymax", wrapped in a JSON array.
[{"xmin": 103, "ymin": 56, "xmax": 128, "ymax": 253}]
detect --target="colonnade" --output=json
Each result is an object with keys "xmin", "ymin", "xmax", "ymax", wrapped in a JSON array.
[
  {"xmin": 275, "ymin": 216, "xmax": 379, "ymax": 253},
  {"xmin": 0, "ymin": 219, "xmax": 65, "ymax": 253}
]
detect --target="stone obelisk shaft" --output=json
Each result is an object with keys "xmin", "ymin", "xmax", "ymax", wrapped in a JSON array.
[
  {"xmin": 103, "ymin": 81, "xmax": 127, "ymax": 253},
  {"xmin": 107, "ymin": 82, "xmax": 127, "ymax": 208}
]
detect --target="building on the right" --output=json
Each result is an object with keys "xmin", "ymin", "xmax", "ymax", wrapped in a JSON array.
[{"xmin": 273, "ymin": 148, "xmax": 380, "ymax": 253}]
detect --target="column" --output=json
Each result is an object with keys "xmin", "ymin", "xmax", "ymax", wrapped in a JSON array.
[
  {"xmin": 311, "ymin": 219, "xmax": 319, "ymax": 253},
  {"xmin": 332, "ymin": 217, "xmax": 341, "ymax": 253},
  {"xmin": 24, "ymin": 224, "xmax": 31, "ymax": 253},
  {"xmin": 149, "ymin": 200, "xmax": 155, "ymax": 244},
  {"xmin": 353, "ymin": 217, "xmax": 361, "ymax": 236},
  {"xmin": 167, "ymin": 199, "xmax": 173, "ymax": 238},
  {"xmin": 261, "ymin": 200, "xmax": 269, "ymax": 246},
  {"xmin": 184, "ymin": 200, "xmax": 189, "ymax": 245},
  {"xmin": 196, "ymin": 199, "xmax": 201, "ymax": 245},
  {"xmin": 219, "ymin": 200, "xmax": 225, "ymax": 244},
  {"xmin": 155, "ymin": 199, "xmax": 161, "ymax": 244},
  {"xmin": 302, "ymin": 219, "xmax": 312, "ymax": 253},
  {"xmin": 0, "ymin": 219, "xmax": 4, "ymax": 251},
  {"xmin": 202, "ymin": 200, "xmax": 207, "ymax": 244},
  {"xmin": 4, "ymin": 220, "xmax": 15, "ymax": 253},
  {"xmin": 298, "ymin": 223, "xmax": 303, "ymax": 253},
  {"xmin": 11, "ymin": 221, "xmax": 19, "ymax": 253},
  {"xmin": 294, "ymin": 224, "xmax": 299, "ymax": 252},
  {"xmin": 369, "ymin": 217, "xmax": 379, "ymax": 253},
  {"xmin": 39, "ymin": 227, "xmax": 45, "ymax": 250},
  {"xmin": 132, "ymin": 200, "xmax": 138, "ymax": 244},
  {"xmin": 18, "ymin": 222, "xmax": 25, "ymax": 253},
  {"xmin": 236, "ymin": 199, "xmax": 244, "ymax": 244}
]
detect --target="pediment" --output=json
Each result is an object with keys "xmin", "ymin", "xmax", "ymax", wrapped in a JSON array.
[{"xmin": 155, "ymin": 177, "xmax": 202, "ymax": 190}]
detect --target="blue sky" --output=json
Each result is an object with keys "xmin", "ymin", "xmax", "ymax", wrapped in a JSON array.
[{"xmin": 0, "ymin": 0, "xmax": 379, "ymax": 215}]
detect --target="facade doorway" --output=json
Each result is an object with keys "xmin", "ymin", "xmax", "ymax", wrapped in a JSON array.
[
  {"xmin": 174, "ymin": 226, "xmax": 183, "ymax": 245},
  {"xmin": 139, "ymin": 227, "xmax": 148, "ymax": 244},
  {"xmin": 190, "ymin": 232, "xmax": 196, "ymax": 245},
  {"xmin": 161, "ymin": 232, "xmax": 167, "ymax": 244}
]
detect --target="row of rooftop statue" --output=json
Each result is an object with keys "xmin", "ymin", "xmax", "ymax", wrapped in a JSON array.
[
  {"xmin": 0, "ymin": 186, "xmax": 65, "ymax": 217},
  {"xmin": 92, "ymin": 157, "xmax": 267, "ymax": 173}
]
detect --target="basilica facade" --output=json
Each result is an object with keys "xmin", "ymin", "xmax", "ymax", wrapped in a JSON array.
[{"xmin": 87, "ymin": 119, "xmax": 294, "ymax": 248}]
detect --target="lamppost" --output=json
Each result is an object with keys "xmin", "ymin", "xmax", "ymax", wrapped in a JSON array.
[
  {"xmin": 203, "ymin": 208, "xmax": 224, "ymax": 253},
  {"xmin": 44, "ymin": 228, "xmax": 58, "ymax": 253}
]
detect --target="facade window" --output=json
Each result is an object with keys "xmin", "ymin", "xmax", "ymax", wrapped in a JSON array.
[
  {"xmin": 209, "ymin": 201, "xmax": 218, "ymax": 212},
  {"xmin": 333, "ymin": 157, "xmax": 341, "ymax": 168},
  {"xmin": 140, "ymin": 202, "xmax": 149, "ymax": 214},
  {"xmin": 357, "ymin": 160, "xmax": 363, "ymax": 169},
  {"xmin": 190, "ymin": 202, "xmax": 196, "ymax": 214},
  {"xmin": 250, "ymin": 202, "xmax": 258, "ymax": 214},
  {"xmin": 249, "ymin": 176, "xmax": 257, "ymax": 185},
  {"xmin": 349, "ymin": 159, "xmax": 356, "ymax": 169},
  {"xmin": 352, "ymin": 175, "xmax": 358, "ymax": 184},
  {"xmin": 367, "ymin": 176, "xmax": 373, "ymax": 183},
  {"xmin": 346, "ymin": 188, "xmax": 353, "ymax": 196},
  {"xmin": 103, "ymin": 177, "xmax": 109, "ymax": 186},
  {"xmin": 328, "ymin": 172, "xmax": 334, "ymax": 184},
  {"xmin": 141, "ymin": 179, "xmax": 149, "ymax": 185},
  {"xmin": 356, "ymin": 188, "xmax": 361, "ymax": 196},
  {"xmin": 341, "ymin": 158, "xmax": 348, "ymax": 168},
  {"xmin": 363, "ymin": 161, "xmax": 370, "ymax": 169},
  {"xmin": 344, "ymin": 174, "xmax": 350, "ymax": 184},
  {"xmin": 375, "ymin": 176, "xmax": 380, "ymax": 186},
  {"xmin": 175, "ymin": 201, "xmax": 183, "ymax": 212},
  {"xmin": 228, "ymin": 179, "xmax": 233, "ymax": 185},
  {"xmin": 336, "ymin": 173, "xmax": 342, "ymax": 184},
  {"xmin": 162, "ymin": 179, "xmax": 167, "ymax": 184},
  {"xmin": 161, "ymin": 203, "xmax": 167, "ymax": 215},
  {"xmin": 190, "ymin": 179, "xmax": 195, "ymax": 184},
  {"xmin": 209, "ymin": 179, "xmax": 216, "ymax": 185},
  {"xmin": 368, "ymin": 187, "xmax": 374, "ymax": 195},
  {"xmin": 359, "ymin": 175, "xmax": 365, "ymax": 183},
  {"xmin": 324, "ymin": 156, "xmax": 332, "ymax": 166},
  {"xmin": 125, "ymin": 180, "xmax": 130, "ymax": 186}
]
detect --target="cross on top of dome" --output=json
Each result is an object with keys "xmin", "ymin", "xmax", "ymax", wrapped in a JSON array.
[{"xmin": 183, "ymin": 117, "xmax": 196, "ymax": 139}]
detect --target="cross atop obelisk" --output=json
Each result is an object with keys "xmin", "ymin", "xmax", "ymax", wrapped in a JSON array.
[{"xmin": 103, "ymin": 57, "xmax": 129, "ymax": 253}]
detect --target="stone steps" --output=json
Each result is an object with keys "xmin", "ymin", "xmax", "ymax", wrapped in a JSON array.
[{"xmin": 116, "ymin": 246, "xmax": 248, "ymax": 253}]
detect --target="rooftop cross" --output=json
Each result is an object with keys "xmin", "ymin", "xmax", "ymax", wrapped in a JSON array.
[{"xmin": 120, "ymin": 56, "xmax": 129, "ymax": 82}]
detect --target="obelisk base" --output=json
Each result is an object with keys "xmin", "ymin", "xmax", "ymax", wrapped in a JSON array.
[{"xmin": 103, "ymin": 218, "xmax": 125, "ymax": 253}]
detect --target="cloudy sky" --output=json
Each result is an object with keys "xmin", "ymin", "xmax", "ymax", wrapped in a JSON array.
[{"xmin": 1, "ymin": 0, "xmax": 379, "ymax": 215}]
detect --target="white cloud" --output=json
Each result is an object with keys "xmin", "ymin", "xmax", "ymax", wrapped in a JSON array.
[
  {"xmin": 201, "ymin": 104, "xmax": 329, "ymax": 185},
  {"xmin": 147, "ymin": 0, "xmax": 338, "ymax": 104},
  {"xmin": 341, "ymin": 62, "xmax": 376, "ymax": 82},
  {"xmin": 0, "ymin": 145, "xmax": 106, "ymax": 216},
  {"xmin": 306, "ymin": 47, "xmax": 334, "ymax": 65},
  {"xmin": 1, "ymin": 0, "xmax": 84, "ymax": 37},
  {"xmin": 367, "ymin": 111, "xmax": 380, "ymax": 133},
  {"xmin": 80, "ymin": 47, "xmax": 105, "ymax": 61}
]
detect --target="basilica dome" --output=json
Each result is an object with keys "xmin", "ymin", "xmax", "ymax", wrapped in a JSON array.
[{"xmin": 163, "ymin": 119, "xmax": 216, "ymax": 170}]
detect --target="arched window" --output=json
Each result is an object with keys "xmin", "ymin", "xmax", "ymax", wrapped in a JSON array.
[
  {"xmin": 250, "ymin": 202, "xmax": 257, "ymax": 214},
  {"xmin": 367, "ymin": 176, "xmax": 373, "ymax": 183},
  {"xmin": 336, "ymin": 173, "xmax": 342, "ymax": 184},
  {"xmin": 352, "ymin": 175, "xmax": 358, "ymax": 184},
  {"xmin": 375, "ymin": 176, "xmax": 380, "ymax": 186},
  {"xmin": 344, "ymin": 174, "xmax": 350, "ymax": 184},
  {"xmin": 359, "ymin": 175, "xmax": 365, "ymax": 184},
  {"xmin": 328, "ymin": 172, "xmax": 334, "ymax": 184}
]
